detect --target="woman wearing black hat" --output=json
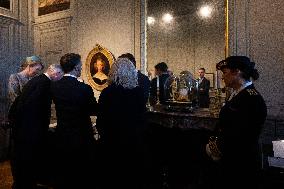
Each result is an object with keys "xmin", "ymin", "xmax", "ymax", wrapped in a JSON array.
[{"xmin": 205, "ymin": 56, "xmax": 267, "ymax": 188}]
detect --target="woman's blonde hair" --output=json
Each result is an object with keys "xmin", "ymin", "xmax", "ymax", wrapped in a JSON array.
[{"xmin": 108, "ymin": 58, "xmax": 138, "ymax": 89}]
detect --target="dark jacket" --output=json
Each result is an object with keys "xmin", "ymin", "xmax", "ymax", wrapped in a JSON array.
[
  {"xmin": 96, "ymin": 84, "xmax": 147, "ymax": 188},
  {"xmin": 51, "ymin": 76, "xmax": 97, "ymax": 131},
  {"xmin": 197, "ymin": 77, "xmax": 210, "ymax": 108},
  {"xmin": 214, "ymin": 84, "xmax": 267, "ymax": 187},
  {"xmin": 50, "ymin": 76, "xmax": 98, "ymax": 188},
  {"xmin": 11, "ymin": 74, "xmax": 52, "ymax": 144},
  {"xmin": 8, "ymin": 74, "xmax": 53, "ymax": 188},
  {"xmin": 149, "ymin": 73, "xmax": 170, "ymax": 105},
  {"xmin": 137, "ymin": 70, "xmax": 150, "ymax": 104}
]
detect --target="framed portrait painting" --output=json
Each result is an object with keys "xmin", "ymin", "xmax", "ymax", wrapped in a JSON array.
[
  {"xmin": 85, "ymin": 44, "xmax": 115, "ymax": 91},
  {"xmin": 0, "ymin": 0, "xmax": 10, "ymax": 9},
  {"xmin": 38, "ymin": 0, "xmax": 70, "ymax": 16}
]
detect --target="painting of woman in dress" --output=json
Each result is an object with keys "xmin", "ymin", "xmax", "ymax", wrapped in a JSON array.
[
  {"xmin": 91, "ymin": 53, "xmax": 110, "ymax": 85},
  {"xmin": 85, "ymin": 44, "xmax": 114, "ymax": 91}
]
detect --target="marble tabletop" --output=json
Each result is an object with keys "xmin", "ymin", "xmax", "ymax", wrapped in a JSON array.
[{"xmin": 146, "ymin": 104, "xmax": 218, "ymax": 131}]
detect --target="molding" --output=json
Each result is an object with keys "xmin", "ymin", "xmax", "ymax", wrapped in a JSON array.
[
  {"xmin": 34, "ymin": 16, "xmax": 72, "ymax": 30},
  {"xmin": 0, "ymin": 14, "xmax": 23, "ymax": 25},
  {"xmin": 34, "ymin": 0, "xmax": 74, "ymax": 23},
  {"xmin": 34, "ymin": 10, "xmax": 71, "ymax": 24},
  {"xmin": 0, "ymin": 0, "xmax": 17, "ymax": 19}
]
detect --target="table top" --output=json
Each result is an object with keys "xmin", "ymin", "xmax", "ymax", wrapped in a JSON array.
[{"xmin": 146, "ymin": 105, "xmax": 218, "ymax": 130}]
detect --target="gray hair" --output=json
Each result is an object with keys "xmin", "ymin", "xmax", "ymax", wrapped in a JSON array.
[
  {"xmin": 48, "ymin": 64, "xmax": 63, "ymax": 73},
  {"xmin": 108, "ymin": 58, "xmax": 138, "ymax": 89}
]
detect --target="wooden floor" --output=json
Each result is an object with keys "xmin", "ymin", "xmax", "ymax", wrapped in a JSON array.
[
  {"xmin": 0, "ymin": 160, "xmax": 13, "ymax": 189},
  {"xmin": 0, "ymin": 161, "xmax": 53, "ymax": 189}
]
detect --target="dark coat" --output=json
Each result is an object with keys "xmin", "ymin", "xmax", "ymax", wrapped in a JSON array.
[
  {"xmin": 11, "ymin": 74, "xmax": 52, "ymax": 145},
  {"xmin": 138, "ymin": 70, "xmax": 150, "ymax": 104},
  {"xmin": 96, "ymin": 84, "xmax": 147, "ymax": 188},
  {"xmin": 214, "ymin": 84, "xmax": 267, "ymax": 187},
  {"xmin": 51, "ymin": 76, "xmax": 97, "ymax": 131},
  {"xmin": 197, "ymin": 77, "xmax": 210, "ymax": 108},
  {"xmin": 149, "ymin": 73, "xmax": 170, "ymax": 105},
  {"xmin": 9, "ymin": 74, "xmax": 52, "ymax": 188},
  {"xmin": 51, "ymin": 76, "xmax": 98, "ymax": 188}
]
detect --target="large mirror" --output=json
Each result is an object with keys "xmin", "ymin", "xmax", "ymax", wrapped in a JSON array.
[{"xmin": 146, "ymin": 0, "xmax": 227, "ymax": 85}]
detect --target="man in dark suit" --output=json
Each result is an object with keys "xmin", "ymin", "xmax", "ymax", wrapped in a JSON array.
[
  {"xmin": 197, "ymin": 68, "xmax": 210, "ymax": 108},
  {"xmin": 149, "ymin": 62, "xmax": 171, "ymax": 105},
  {"xmin": 51, "ymin": 53, "xmax": 98, "ymax": 189},
  {"xmin": 118, "ymin": 53, "xmax": 150, "ymax": 104},
  {"xmin": 9, "ymin": 64, "xmax": 64, "ymax": 189}
]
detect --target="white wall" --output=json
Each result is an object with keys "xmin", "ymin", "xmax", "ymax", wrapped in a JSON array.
[{"xmin": 228, "ymin": 0, "xmax": 284, "ymax": 117}]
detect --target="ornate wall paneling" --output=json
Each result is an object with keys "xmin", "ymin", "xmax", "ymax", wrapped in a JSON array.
[
  {"xmin": 34, "ymin": 1, "xmax": 72, "ymax": 67},
  {"xmin": 0, "ymin": 0, "xmax": 28, "ymax": 119},
  {"xmin": 34, "ymin": 17, "xmax": 72, "ymax": 67}
]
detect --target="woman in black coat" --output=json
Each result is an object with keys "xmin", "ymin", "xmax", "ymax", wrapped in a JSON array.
[
  {"xmin": 205, "ymin": 56, "xmax": 267, "ymax": 189},
  {"xmin": 96, "ymin": 57, "xmax": 147, "ymax": 189}
]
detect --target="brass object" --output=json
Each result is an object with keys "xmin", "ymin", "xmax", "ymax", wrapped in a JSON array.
[
  {"xmin": 209, "ymin": 88, "xmax": 223, "ymax": 116},
  {"xmin": 225, "ymin": 0, "xmax": 229, "ymax": 58}
]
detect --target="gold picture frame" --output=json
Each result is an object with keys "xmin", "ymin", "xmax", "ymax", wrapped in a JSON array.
[{"xmin": 85, "ymin": 44, "xmax": 115, "ymax": 91}]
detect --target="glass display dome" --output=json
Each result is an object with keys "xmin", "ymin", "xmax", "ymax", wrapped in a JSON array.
[{"xmin": 164, "ymin": 71, "xmax": 198, "ymax": 106}]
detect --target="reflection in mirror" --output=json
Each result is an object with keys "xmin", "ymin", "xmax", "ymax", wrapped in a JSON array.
[{"xmin": 147, "ymin": 0, "xmax": 226, "ymax": 79}]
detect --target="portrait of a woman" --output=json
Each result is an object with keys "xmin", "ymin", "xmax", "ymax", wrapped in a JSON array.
[
  {"xmin": 86, "ymin": 44, "xmax": 114, "ymax": 91},
  {"xmin": 91, "ymin": 53, "xmax": 110, "ymax": 86}
]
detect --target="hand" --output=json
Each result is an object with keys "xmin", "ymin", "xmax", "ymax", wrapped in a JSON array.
[{"xmin": 206, "ymin": 137, "xmax": 222, "ymax": 161}]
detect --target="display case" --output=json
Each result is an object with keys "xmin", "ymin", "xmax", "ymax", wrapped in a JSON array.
[{"xmin": 164, "ymin": 72, "xmax": 198, "ymax": 103}]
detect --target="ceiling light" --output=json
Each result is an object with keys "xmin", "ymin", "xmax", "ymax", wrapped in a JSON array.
[
  {"xmin": 147, "ymin": 16, "xmax": 155, "ymax": 25},
  {"xmin": 162, "ymin": 13, "xmax": 173, "ymax": 24},
  {"xmin": 199, "ymin": 5, "xmax": 212, "ymax": 18}
]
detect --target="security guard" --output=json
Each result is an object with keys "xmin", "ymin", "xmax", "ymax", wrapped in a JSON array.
[{"xmin": 205, "ymin": 56, "xmax": 267, "ymax": 188}]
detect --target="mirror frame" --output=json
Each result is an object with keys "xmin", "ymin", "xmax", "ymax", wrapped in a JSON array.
[{"xmin": 225, "ymin": 0, "xmax": 229, "ymax": 58}]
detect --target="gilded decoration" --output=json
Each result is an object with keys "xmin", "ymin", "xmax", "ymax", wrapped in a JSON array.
[{"xmin": 85, "ymin": 44, "xmax": 115, "ymax": 91}]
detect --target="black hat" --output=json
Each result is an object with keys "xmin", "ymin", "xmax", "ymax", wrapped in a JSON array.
[{"xmin": 216, "ymin": 56, "xmax": 255, "ymax": 72}]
